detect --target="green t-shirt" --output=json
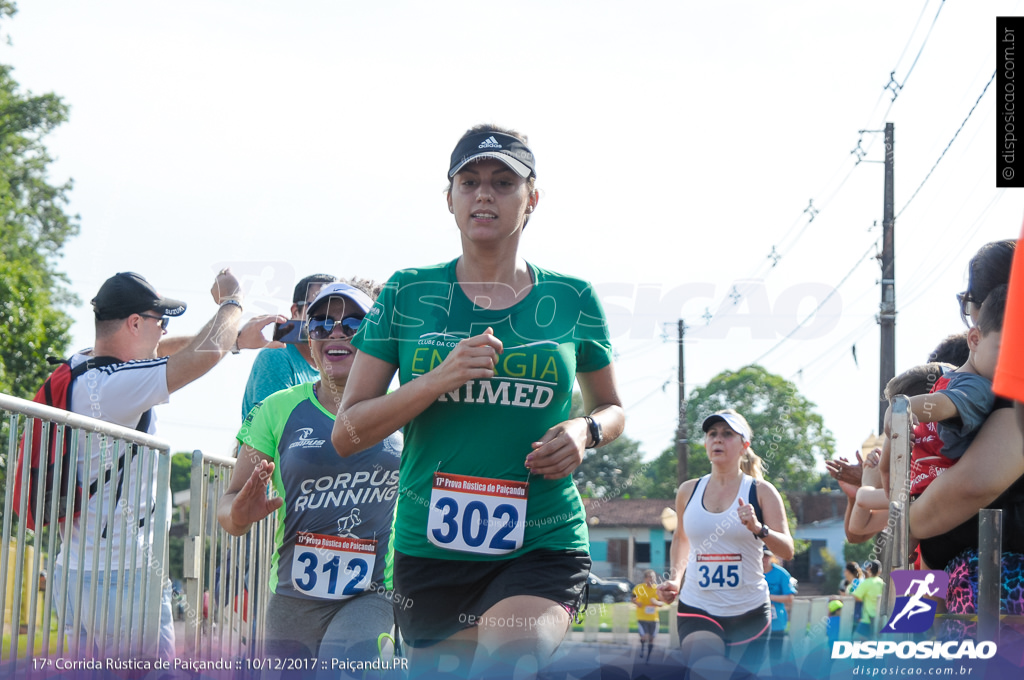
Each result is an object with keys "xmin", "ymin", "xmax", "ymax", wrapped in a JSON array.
[
  {"xmin": 853, "ymin": 575, "xmax": 886, "ymax": 623},
  {"xmin": 354, "ymin": 259, "xmax": 613, "ymax": 561}
]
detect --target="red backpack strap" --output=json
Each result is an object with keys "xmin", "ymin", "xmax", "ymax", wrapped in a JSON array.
[{"xmin": 14, "ymin": 355, "xmax": 126, "ymax": 529}]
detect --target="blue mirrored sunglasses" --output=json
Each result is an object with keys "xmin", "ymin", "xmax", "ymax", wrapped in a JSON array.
[{"xmin": 307, "ymin": 316, "xmax": 362, "ymax": 340}]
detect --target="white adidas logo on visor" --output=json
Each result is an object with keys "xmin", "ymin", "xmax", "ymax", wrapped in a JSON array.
[{"xmin": 478, "ymin": 136, "xmax": 502, "ymax": 149}]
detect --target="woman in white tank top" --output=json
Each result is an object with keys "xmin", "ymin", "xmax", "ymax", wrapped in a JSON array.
[{"xmin": 657, "ymin": 409, "xmax": 795, "ymax": 670}]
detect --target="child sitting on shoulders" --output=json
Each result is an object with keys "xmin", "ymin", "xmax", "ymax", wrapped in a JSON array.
[
  {"xmin": 850, "ymin": 285, "xmax": 1006, "ymax": 535},
  {"xmin": 847, "ymin": 365, "xmax": 950, "ymax": 534},
  {"xmin": 897, "ymin": 285, "xmax": 1006, "ymax": 497}
]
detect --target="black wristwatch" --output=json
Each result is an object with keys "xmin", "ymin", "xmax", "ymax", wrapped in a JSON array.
[
  {"xmin": 583, "ymin": 416, "xmax": 603, "ymax": 448},
  {"xmin": 755, "ymin": 524, "xmax": 770, "ymax": 539}
]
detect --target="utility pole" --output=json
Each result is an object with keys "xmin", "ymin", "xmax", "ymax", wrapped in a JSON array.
[
  {"xmin": 878, "ymin": 122, "xmax": 896, "ymax": 434},
  {"xmin": 675, "ymin": 320, "xmax": 689, "ymax": 486}
]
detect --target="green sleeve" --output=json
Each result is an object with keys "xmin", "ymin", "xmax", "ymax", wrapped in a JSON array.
[
  {"xmin": 852, "ymin": 579, "xmax": 867, "ymax": 600},
  {"xmin": 237, "ymin": 399, "xmax": 282, "ymax": 460},
  {"xmin": 575, "ymin": 282, "xmax": 614, "ymax": 373},
  {"xmin": 353, "ymin": 273, "xmax": 400, "ymax": 365}
]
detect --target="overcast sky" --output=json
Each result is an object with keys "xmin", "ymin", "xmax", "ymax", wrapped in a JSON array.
[{"xmin": 5, "ymin": 1, "xmax": 1023, "ymax": 472}]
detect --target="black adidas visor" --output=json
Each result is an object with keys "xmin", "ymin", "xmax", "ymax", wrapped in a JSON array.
[{"xmin": 448, "ymin": 131, "xmax": 535, "ymax": 179}]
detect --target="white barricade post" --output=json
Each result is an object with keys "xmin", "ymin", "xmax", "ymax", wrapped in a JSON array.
[
  {"xmin": 667, "ymin": 604, "xmax": 677, "ymax": 646},
  {"xmin": 183, "ymin": 451, "xmax": 206, "ymax": 655},
  {"xmin": 582, "ymin": 603, "xmax": 600, "ymax": 642},
  {"xmin": 181, "ymin": 448, "xmax": 275, "ymax": 662},
  {"xmin": 806, "ymin": 597, "xmax": 830, "ymax": 648},
  {"xmin": 0, "ymin": 393, "xmax": 172, "ymax": 666},
  {"xmin": 880, "ymin": 395, "xmax": 912, "ymax": 624},
  {"xmin": 611, "ymin": 602, "xmax": 630, "ymax": 644},
  {"xmin": 788, "ymin": 598, "xmax": 811, "ymax": 657},
  {"xmin": 837, "ymin": 595, "xmax": 856, "ymax": 641}
]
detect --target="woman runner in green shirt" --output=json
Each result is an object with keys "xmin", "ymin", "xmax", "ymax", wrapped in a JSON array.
[{"xmin": 334, "ymin": 124, "xmax": 625, "ymax": 674}]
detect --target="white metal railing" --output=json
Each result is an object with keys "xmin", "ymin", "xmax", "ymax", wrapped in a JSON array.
[
  {"xmin": 880, "ymin": 394, "xmax": 912, "ymax": 624},
  {"xmin": 0, "ymin": 392, "xmax": 171, "ymax": 669},
  {"xmin": 181, "ymin": 449, "xmax": 275, "ymax": 661},
  {"xmin": 881, "ymin": 397, "xmax": 1001, "ymax": 642},
  {"xmin": 0, "ymin": 389, "xmax": 289, "ymax": 670},
  {"xmin": 791, "ymin": 397, "xmax": 1005, "ymax": 651}
]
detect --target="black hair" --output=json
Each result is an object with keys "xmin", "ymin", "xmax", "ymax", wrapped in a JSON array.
[
  {"xmin": 927, "ymin": 332, "xmax": 970, "ymax": 367},
  {"xmin": 883, "ymin": 362, "xmax": 953, "ymax": 401},
  {"xmin": 341, "ymin": 276, "xmax": 383, "ymax": 302},
  {"xmin": 293, "ymin": 274, "xmax": 338, "ymax": 305},
  {"xmin": 95, "ymin": 317, "xmax": 124, "ymax": 339},
  {"xmin": 977, "ymin": 284, "xmax": 1009, "ymax": 336},
  {"xmin": 962, "ymin": 240, "xmax": 1016, "ymax": 323}
]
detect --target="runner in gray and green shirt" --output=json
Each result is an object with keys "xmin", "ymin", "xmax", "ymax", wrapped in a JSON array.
[{"xmin": 219, "ymin": 281, "xmax": 401, "ymax": 667}]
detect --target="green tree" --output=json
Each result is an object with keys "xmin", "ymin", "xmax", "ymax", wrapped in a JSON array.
[
  {"xmin": 843, "ymin": 538, "xmax": 876, "ymax": 567},
  {"xmin": 685, "ymin": 365, "xmax": 835, "ymax": 495},
  {"xmin": 630, "ymin": 447, "xmax": 679, "ymax": 499},
  {"xmin": 0, "ymin": 1, "xmax": 79, "ymax": 399},
  {"xmin": 170, "ymin": 452, "xmax": 192, "ymax": 494},
  {"xmin": 167, "ymin": 452, "xmax": 193, "ymax": 581}
]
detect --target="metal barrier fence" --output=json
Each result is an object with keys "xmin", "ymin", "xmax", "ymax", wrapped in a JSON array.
[
  {"xmin": 0, "ymin": 392, "xmax": 276, "ymax": 668},
  {"xmin": 880, "ymin": 394, "xmax": 912, "ymax": 625},
  {"xmin": 792, "ymin": 397, "xmax": 1005, "ymax": 650},
  {"xmin": 181, "ymin": 449, "xmax": 276, "ymax": 661},
  {"xmin": 0, "ymin": 392, "xmax": 171, "ymax": 667},
  {"xmin": 881, "ymin": 397, "xmax": 1003, "ymax": 642}
]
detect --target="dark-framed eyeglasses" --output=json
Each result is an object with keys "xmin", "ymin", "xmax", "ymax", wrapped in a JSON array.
[
  {"xmin": 140, "ymin": 314, "xmax": 169, "ymax": 331},
  {"xmin": 956, "ymin": 291, "xmax": 974, "ymax": 327},
  {"xmin": 307, "ymin": 316, "xmax": 362, "ymax": 340}
]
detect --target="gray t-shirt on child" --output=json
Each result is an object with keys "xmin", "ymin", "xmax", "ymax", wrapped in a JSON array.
[{"xmin": 937, "ymin": 371, "xmax": 994, "ymax": 461}]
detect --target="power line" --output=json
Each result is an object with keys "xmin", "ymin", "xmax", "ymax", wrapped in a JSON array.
[
  {"xmin": 615, "ymin": 339, "xmax": 666, "ymax": 361},
  {"xmin": 625, "ymin": 378, "xmax": 673, "ymax": 412},
  {"xmin": 885, "ymin": 0, "xmax": 947, "ymax": 101},
  {"xmin": 898, "ymin": 191, "xmax": 1004, "ymax": 313},
  {"xmin": 789, "ymin": 318, "xmax": 876, "ymax": 382},
  {"xmin": 896, "ymin": 70, "xmax": 997, "ymax": 220},
  {"xmin": 700, "ymin": 3, "xmax": 948, "ymax": 327},
  {"xmin": 748, "ymin": 242, "xmax": 878, "ymax": 366},
  {"xmin": 893, "ymin": 1, "xmax": 936, "ymax": 76},
  {"xmin": 856, "ymin": 0, "xmax": 932, "ymax": 129}
]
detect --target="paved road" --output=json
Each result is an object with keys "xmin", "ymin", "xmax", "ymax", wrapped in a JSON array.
[{"xmin": 171, "ymin": 620, "xmax": 767, "ymax": 678}]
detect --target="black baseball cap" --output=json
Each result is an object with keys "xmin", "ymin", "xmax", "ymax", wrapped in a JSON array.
[
  {"xmin": 292, "ymin": 274, "xmax": 338, "ymax": 305},
  {"xmin": 92, "ymin": 272, "xmax": 187, "ymax": 321},
  {"xmin": 448, "ymin": 131, "xmax": 536, "ymax": 179}
]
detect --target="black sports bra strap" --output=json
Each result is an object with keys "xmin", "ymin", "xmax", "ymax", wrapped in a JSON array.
[{"xmin": 748, "ymin": 479, "xmax": 764, "ymax": 525}]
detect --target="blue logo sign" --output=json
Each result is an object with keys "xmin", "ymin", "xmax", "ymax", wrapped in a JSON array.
[{"xmin": 882, "ymin": 570, "xmax": 948, "ymax": 634}]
